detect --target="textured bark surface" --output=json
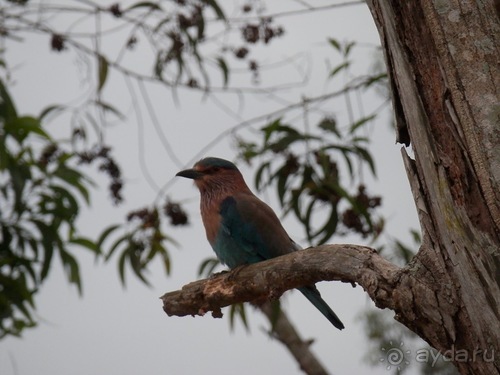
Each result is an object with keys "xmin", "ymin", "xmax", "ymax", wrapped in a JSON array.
[
  {"xmin": 162, "ymin": 1, "xmax": 500, "ymax": 374},
  {"xmin": 161, "ymin": 245, "xmax": 401, "ymax": 317},
  {"xmin": 366, "ymin": 1, "xmax": 500, "ymax": 374}
]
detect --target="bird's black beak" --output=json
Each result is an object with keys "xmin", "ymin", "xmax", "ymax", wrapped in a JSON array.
[{"xmin": 176, "ymin": 168, "xmax": 203, "ymax": 180}]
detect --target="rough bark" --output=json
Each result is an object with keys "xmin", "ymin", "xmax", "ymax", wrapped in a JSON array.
[
  {"xmin": 161, "ymin": 245, "xmax": 400, "ymax": 317},
  {"xmin": 366, "ymin": 1, "xmax": 500, "ymax": 374},
  {"xmin": 162, "ymin": 1, "xmax": 500, "ymax": 374}
]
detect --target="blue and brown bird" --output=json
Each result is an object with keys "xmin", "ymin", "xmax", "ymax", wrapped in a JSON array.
[{"xmin": 176, "ymin": 157, "xmax": 344, "ymax": 330}]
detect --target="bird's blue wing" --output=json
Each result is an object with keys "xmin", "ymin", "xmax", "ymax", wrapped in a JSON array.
[
  {"xmin": 214, "ymin": 194, "xmax": 296, "ymax": 268},
  {"xmin": 216, "ymin": 194, "xmax": 345, "ymax": 330}
]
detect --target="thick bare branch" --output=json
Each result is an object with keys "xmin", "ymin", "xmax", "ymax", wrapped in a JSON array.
[{"xmin": 161, "ymin": 244, "xmax": 401, "ymax": 317}]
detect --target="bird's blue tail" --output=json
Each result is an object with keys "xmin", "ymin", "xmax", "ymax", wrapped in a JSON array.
[{"xmin": 298, "ymin": 286, "xmax": 345, "ymax": 330}]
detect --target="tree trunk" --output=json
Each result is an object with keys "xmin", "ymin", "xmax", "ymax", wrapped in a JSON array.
[{"xmin": 366, "ymin": 1, "xmax": 500, "ymax": 374}]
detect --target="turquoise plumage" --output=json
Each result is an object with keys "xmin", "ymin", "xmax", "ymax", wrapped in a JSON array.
[{"xmin": 176, "ymin": 157, "xmax": 344, "ymax": 330}]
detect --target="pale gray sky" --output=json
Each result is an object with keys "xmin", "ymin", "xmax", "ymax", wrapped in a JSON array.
[{"xmin": 1, "ymin": 1, "xmax": 421, "ymax": 374}]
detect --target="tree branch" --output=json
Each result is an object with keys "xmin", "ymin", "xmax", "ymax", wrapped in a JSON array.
[
  {"xmin": 257, "ymin": 302, "xmax": 330, "ymax": 375},
  {"xmin": 161, "ymin": 244, "xmax": 401, "ymax": 318}
]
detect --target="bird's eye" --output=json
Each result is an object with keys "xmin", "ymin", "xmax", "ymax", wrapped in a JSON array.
[{"xmin": 209, "ymin": 167, "xmax": 220, "ymax": 174}]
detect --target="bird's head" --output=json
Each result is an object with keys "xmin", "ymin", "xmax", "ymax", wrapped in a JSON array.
[{"xmin": 176, "ymin": 157, "xmax": 249, "ymax": 195}]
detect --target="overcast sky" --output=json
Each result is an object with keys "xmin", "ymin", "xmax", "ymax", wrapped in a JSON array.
[{"xmin": 1, "ymin": 1, "xmax": 422, "ymax": 374}]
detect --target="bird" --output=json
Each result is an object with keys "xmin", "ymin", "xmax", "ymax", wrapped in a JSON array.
[{"xmin": 176, "ymin": 157, "xmax": 344, "ymax": 330}]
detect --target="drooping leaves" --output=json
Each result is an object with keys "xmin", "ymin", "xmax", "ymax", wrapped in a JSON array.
[
  {"xmin": 0, "ymin": 79, "xmax": 96, "ymax": 336},
  {"xmin": 102, "ymin": 207, "xmax": 176, "ymax": 288},
  {"xmin": 239, "ymin": 113, "xmax": 383, "ymax": 246},
  {"xmin": 0, "ymin": 78, "xmax": 178, "ymax": 339},
  {"xmin": 97, "ymin": 55, "xmax": 109, "ymax": 93}
]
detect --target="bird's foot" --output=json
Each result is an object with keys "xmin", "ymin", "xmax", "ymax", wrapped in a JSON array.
[{"xmin": 225, "ymin": 264, "xmax": 248, "ymax": 281}]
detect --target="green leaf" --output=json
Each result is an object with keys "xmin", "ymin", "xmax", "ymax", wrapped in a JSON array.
[
  {"xmin": 349, "ymin": 114, "xmax": 376, "ymax": 134},
  {"xmin": 229, "ymin": 303, "xmax": 249, "ymax": 332},
  {"xmin": 393, "ymin": 240, "xmax": 415, "ymax": 264},
  {"xmin": 0, "ymin": 273, "xmax": 35, "ymax": 321},
  {"xmin": 266, "ymin": 133, "xmax": 317, "ymax": 154},
  {"xmin": 343, "ymin": 41, "xmax": 356, "ymax": 56},
  {"xmin": 205, "ymin": 0, "xmax": 226, "ymax": 21},
  {"xmin": 53, "ymin": 164, "xmax": 93, "ymax": 203},
  {"xmin": 0, "ymin": 134, "xmax": 9, "ymax": 170},
  {"xmin": 267, "ymin": 300, "xmax": 282, "ymax": 332},
  {"xmin": 340, "ymin": 150, "xmax": 354, "ymax": 178},
  {"xmin": 410, "ymin": 229, "xmax": 421, "ymax": 244},
  {"xmin": 1, "ymin": 226, "xmax": 13, "ymax": 253},
  {"xmin": 354, "ymin": 146, "xmax": 376, "ymax": 176},
  {"xmin": 254, "ymin": 161, "xmax": 271, "ymax": 191},
  {"xmin": 51, "ymin": 185, "xmax": 80, "ymax": 221},
  {"xmin": 7, "ymin": 116, "xmax": 51, "ymax": 143},
  {"xmin": 303, "ymin": 199, "xmax": 316, "ymax": 242},
  {"xmin": 96, "ymin": 224, "xmax": 121, "ymax": 251},
  {"xmin": 53, "ymin": 163, "xmax": 86, "ymax": 184},
  {"xmin": 236, "ymin": 138, "xmax": 258, "ymax": 162},
  {"xmin": 351, "ymin": 136, "xmax": 369, "ymax": 143},
  {"xmin": 363, "ymin": 72, "xmax": 388, "ymax": 88},
  {"xmin": 8, "ymin": 162, "xmax": 31, "ymax": 210},
  {"xmin": 162, "ymin": 254, "xmax": 171, "ymax": 275},
  {"xmin": 321, "ymin": 143, "xmax": 356, "ymax": 155},
  {"xmin": 126, "ymin": 1, "xmax": 162, "ymax": 12},
  {"xmin": 105, "ymin": 233, "xmax": 131, "ymax": 261},
  {"xmin": 329, "ymin": 61, "xmax": 350, "ymax": 78},
  {"xmin": 261, "ymin": 118, "xmax": 281, "ymax": 142},
  {"xmin": 32, "ymin": 220, "xmax": 55, "ymax": 281},
  {"xmin": 198, "ymin": 257, "xmax": 220, "ymax": 277},
  {"xmin": 154, "ymin": 52, "xmax": 164, "ymax": 79},
  {"xmin": 69, "ymin": 237, "xmax": 100, "ymax": 255},
  {"xmin": 314, "ymin": 205, "xmax": 338, "ymax": 245},
  {"xmin": 39, "ymin": 104, "xmax": 66, "ymax": 121},
  {"xmin": 327, "ymin": 38, "xmax": 341, "ymax": 52},
  {"xmin": 58, "ymin": 246, "xmax": 82, "ymax": 295},
  {"xmin": 0, "ymin": 79, "xmax": 18, "ymax": 122},
  {"xmin": 216, "ymin": 57, "xmax": 229, "ymax": 87},
  {"xmin": 291, "ymin": 189, "xmax": 303, "ymax": 222},
  {"xmin": 117, "ymin": 246, "xmax": 128, "ymax": 286},
  {"xmin": 317, "ymin": 117, "xmax": 340, "ymax": 137},
  {"xmin": 275, "ymin": 166, "xmax": 290, "ymax": 206},
  {"xmin": 97, "ymin": 55, "xmax": 108, "ymax": 93},
  {"xmin": 94, "ymin": 100, "xmax": 125, "ymax": 120},
  {"xmin": 261, "ymin": 118, "xmax": 299, "ymax": 143},
  {"xmin": 128, "ymin": 245, "xmax": 151, "ymax": 286},
  {"xmin": 196, "ymin": 10, "xmax": 205, "ymax": 39},
  {"xmin": 145, "ymin": 233, "xmax": 165, "ymax": 262}
]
